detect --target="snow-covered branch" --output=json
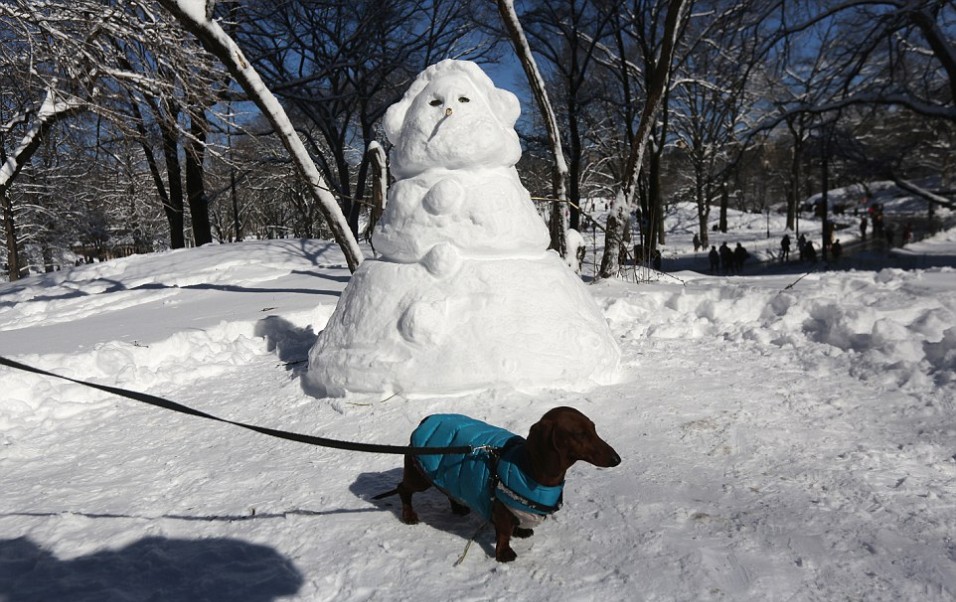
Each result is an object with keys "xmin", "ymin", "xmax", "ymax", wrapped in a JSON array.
[
  {"xmin": 891, "ymin": 177, "xmax": 956, "ymax": 211},
  {"xmin": 0, "ymin": 86, "xmax": 85, "ymax": 192}
]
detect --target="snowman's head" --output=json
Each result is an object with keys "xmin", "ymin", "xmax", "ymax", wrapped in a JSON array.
[{"xmin": 384, "ymin": 60, "xmax": 522, "ymax": 178}]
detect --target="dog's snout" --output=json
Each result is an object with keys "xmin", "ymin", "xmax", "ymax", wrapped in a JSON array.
[
  {"xmin": 608, "ymin": 450, "xmax": 622, "ymax": 467},
  {"xmin": 591, "ymin": 442, "xmax": 621, "ymax": 468},
  {"xmin": 596, "ymin": 446, "xmax": 621, "ymax": 468}
]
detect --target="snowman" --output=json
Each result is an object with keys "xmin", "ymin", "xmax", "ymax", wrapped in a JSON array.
[{"xmin": 307, "ymin": 60, "xmax": 619, "ymax": 397}]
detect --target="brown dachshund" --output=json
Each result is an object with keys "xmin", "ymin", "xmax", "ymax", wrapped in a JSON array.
[{"xmin": 378, "ymin": 406, "xmax": 621, "ymax": 562}]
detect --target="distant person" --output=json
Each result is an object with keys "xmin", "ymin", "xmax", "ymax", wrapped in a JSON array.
[
  {"xmin": 719, "ymin": 242, "xmax": 734, "ymax": 274},
  {"xmin": 902, "ymin": 223, "xmax": 913, "ymax": 246},
  {"xmin": 733, "ymin": 243, "xmax": 749, "ymax": 273},
  {"xmin": 860, "ymin": 216, "xmax": 868, "ymax": 240},
  {"xmin": 652, "ymin": 249, "xmax": 662, "ymax": 271},
  {"xmin": 798, "ymin": 233, "xmax": 808, "ymax": 262},
  {"xmin": 885, "ymin": 225, "xmax": 895, "ymax": 247},
  {"xmin": 831, "ymin": 239, "xmax": 842, "ymax": 262},
  {"xmin": 693, "ymin": 233, "xmax": 701, "ymax": 252},
  {"xmin": 708, "ymin": 245, "xmax": 720, "ymax": 273},
  {"xmin": 780, "ymin": 234, "xmax": 791, "ymax": 262},
  {"xmin": 805, "ymin": 239, "xmax": 817, "ymax": 263}
]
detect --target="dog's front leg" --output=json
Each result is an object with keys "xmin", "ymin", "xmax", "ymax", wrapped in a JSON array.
[{"xmin": 491, "ymin": 501, "xmax": 519, "ymax": 562}]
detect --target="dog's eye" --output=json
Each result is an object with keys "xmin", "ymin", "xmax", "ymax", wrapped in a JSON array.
[
  {"xmin": 458, "ymin": 96, "xmax": 470, "ymax": 103},
  {"xmin": 429, "ymin": 99, "xmax": 442, "ymax": 107}
]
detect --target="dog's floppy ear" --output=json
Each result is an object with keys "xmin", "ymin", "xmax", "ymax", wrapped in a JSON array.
[
  {"xmin": 528, "ymin": 418, "xmax": 553, "ymax": 450},
  {"xmin": 528, "ymin": 416, "xmax": 571, "ymax": 474}
]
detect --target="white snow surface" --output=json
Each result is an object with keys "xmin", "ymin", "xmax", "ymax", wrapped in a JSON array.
[{"xmin": 2, "ymin": 217, "xmax": 955, "ymax": 600}]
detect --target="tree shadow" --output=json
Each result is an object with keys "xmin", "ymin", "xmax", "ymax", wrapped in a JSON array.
[
  {"xmin": 351, "ymin": 469, "xmax": 496, "ymax": 561},
  {"xmin": 0, "ymin": 536, "xmax": 303, "ymax": 602}
]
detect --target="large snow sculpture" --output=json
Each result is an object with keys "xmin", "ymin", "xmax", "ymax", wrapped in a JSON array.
[{"xmin": 307, "ymin": 60, "xmax": 619, "ymax": 396}]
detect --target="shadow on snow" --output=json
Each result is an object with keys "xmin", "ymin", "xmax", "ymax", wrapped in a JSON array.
[{"xmin": 0, "ymin": 535, "xmax": 303, "ymax": 602}]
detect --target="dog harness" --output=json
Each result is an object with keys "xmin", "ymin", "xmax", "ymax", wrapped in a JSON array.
[{"xmin": 410, "ymin": 414, "xmax": 564, "ymax": 522}]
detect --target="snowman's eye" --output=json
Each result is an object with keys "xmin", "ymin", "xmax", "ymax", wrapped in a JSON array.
[
  {"xmin": 429, "ymin": 99, "xmax": 442, "ymax": 107},
  {"xmin": 458, "ymin": 96, "xmax": 470, "ymax": 103}
]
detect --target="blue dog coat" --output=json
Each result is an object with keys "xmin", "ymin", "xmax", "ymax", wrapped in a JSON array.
[{"xmin": 410, "ymin": 414, "xmax": 564, "ymax": 521}]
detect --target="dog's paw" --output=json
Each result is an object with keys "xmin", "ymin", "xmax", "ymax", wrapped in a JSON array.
[
  {"xmin": 513, "ymin": 527, "xmax": 534, "ymax": 539},
  {"xmin": 401, "ymin": 510, "xmax": 420, "ymax": 525},
  {"xmin": 449, "ymin": 500, "xmax": 471, "ymax": 516},
  {"xmin": 495, "ymin": 547, "xmax": 517, "ymax": 563}
]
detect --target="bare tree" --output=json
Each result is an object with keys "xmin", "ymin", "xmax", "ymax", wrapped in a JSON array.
[
  {"xmin": 598, "ymin": 0, "xmax": 689, "ymax": 279},
  {"xmin": 157, "ymin": 0, "xmax": 364, "ymax": 271},
  {"xmin": 1, "ymin": 85, "xmax": 87, "ymax": 279},
  {"xmin": 668, "ymin": 1, "xmax": 766, "ymax": 246},
  {"xmin": 519, "ymin": 0, "xmax": 621, "ymax": 235}
]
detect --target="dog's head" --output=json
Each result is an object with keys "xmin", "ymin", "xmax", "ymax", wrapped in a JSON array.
[{"xmin": 527, "ymin": 406, "xmax": 621, "ymax": 472}]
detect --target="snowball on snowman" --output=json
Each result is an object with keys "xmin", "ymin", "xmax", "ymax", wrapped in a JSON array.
[{"xmin": 372, "ymin": 59, "xmax": 550, "ymax": 264}]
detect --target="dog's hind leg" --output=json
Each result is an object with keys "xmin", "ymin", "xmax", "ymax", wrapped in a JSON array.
[{"xmin": 397, "ymin": 455, "xmax": 431, "ymax": 525}]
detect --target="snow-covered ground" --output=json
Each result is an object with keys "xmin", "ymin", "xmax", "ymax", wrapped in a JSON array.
[{"xmin": 2, "ymin": 206, "xmax": 955, "ymax": 600}]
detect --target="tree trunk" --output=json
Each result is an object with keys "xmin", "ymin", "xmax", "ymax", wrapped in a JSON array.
[
  {"xmin": 185, "ymin": 107, "xmax": 212, "ymax": 246},
  {"xmin": 719, "ymin": 180, "xmax": 729, "ymax": 232},
  {"xmin": 649, "ymin": 146, "xmax": 664, "ymax": 248},
  {"xmin": 366, "ymin": 142, "xmax": 387, "ymax": 248},
  {"xmin": 1, "ymin": 190, "xmax": 20, "ymax": 280},
  {"xmin": 159, "ymin": 114, "xmax": 186, "ymax": 249},
  {"xmin": 230, "ymin": 168, "xmax": 242, "ymax": 242}
]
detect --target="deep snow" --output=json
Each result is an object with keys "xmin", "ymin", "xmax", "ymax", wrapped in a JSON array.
[{"xmin": 1, "ymin": 204, "xmax": 955, "ymax": 601}]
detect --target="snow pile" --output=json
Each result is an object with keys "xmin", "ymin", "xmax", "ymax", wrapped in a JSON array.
[
  {"xmin": 307, "ymin": 60, "xmax": 619, "ymax": 397},
  {"xmin": 604, "ymin": 268, "xmax": 956, "ymax": 389}
]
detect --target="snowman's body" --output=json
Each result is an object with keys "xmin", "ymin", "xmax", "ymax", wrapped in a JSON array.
[{"xmin": 307, "ymin": 60, "xmax": 619, "ymax": 397}]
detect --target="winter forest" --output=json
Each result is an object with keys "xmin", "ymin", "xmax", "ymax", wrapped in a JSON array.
[{"xmin": 1, "ymin": 0, "xmax": 953, "ymax": 282}]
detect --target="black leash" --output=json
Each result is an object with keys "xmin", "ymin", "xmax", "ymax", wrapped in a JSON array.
[{"xmin": 0, "ymin": 355, "xmax": 472, "ymax": 456}]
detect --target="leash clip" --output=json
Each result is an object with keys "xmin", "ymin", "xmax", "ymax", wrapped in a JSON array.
[{"xmin": 469, "ymin": 444, "xmax": 498, "ymax": 456}]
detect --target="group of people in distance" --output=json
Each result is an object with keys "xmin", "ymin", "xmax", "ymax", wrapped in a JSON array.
[
  {"xmin": 780, "ymin": 233, "xmax": 842, "ymax": 264},
  {"xmin": 695, "ymin": 198, "xmax": 920, "ymax": 276},
  {"xmin": 708, "ymin": 241, "xmax": 749, "ymax": 274}
]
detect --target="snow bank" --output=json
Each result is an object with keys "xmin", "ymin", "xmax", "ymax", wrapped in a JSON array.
[{"xmin": 603, "ymin": 267, "xmax": 956, "ymax": 389}]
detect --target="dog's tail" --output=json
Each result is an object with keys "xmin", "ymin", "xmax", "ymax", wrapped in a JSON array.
[{"xmin": 372, "ymin": 487, "xmax": 399, "ymax": 500}]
